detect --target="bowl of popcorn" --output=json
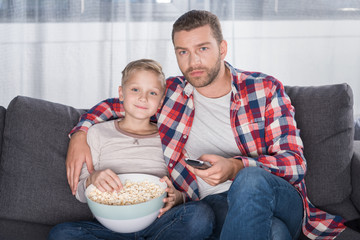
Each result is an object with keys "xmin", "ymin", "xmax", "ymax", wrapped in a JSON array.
[{"xmin": 85, "ymin": 173, "xmax": 167, "ymax": 233}]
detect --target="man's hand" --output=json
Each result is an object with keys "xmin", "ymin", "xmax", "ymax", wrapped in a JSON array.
[
  {"xmin": 186, "ymin": 154, "xmax": 244, "ymax": 186},
  {"xmin": 66, "ymin": 131, "xmax": 94, "ymax": 195}
]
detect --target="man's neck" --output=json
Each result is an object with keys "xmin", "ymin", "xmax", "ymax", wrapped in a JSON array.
[{"xmin": 195, "ymin": 63, "xmax": 232, "ymax": 98}]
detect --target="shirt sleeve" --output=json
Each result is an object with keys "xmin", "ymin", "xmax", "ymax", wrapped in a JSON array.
[
  {"xmin": 69, "ymin": 98, "xmax": 124, "ymax": 137},
  {"xmin": 240, "ymin": 80, "xmax": 307, "ymax": 186}
]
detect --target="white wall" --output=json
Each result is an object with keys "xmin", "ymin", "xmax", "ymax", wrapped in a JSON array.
[{"xmin": 0, "ymin": 20, "xmax": 359, "ymax": 119}]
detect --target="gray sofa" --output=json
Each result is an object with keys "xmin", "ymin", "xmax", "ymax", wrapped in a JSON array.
[{"xmin": 0, "ymin": 83, "xmax": 359, "ymax": 240}]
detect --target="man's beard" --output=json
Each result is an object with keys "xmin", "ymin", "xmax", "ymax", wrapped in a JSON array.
[{"xmin": 183, "ymin": 56, "xmax": 221, "ymax": 88}]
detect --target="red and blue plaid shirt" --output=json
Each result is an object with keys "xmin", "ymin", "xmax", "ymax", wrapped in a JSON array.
[{"xmin": 71, "ymin": 62, "xmax": 345, "ymax": 239}]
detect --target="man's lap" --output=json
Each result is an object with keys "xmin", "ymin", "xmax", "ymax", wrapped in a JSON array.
[{"xmin": 202, "ymin": 167, "xmax": 303, "ymax": 240}]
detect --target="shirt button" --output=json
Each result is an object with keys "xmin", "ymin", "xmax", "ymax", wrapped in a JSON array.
[
  {"xmin": 169, "ymin": 163, "xmax": 173, "ymax": 167},
  {"xmin": 183, "ymin": 135, "xmax": 187, "ymax": 139}
]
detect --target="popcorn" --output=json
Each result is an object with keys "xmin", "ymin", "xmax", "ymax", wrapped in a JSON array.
[{"xmin": 87, "ymin": 179, "xmax": 165, "ymax": 206}]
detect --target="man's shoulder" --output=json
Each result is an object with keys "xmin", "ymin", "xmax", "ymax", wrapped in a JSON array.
[
  {"xmin": 165, "ymin": 76, "xmax": 187, "ymax": 93},
  {"xmin": 166, "ymin": 75, "xmax": 185, "ymax": 84},
  {"xmin": 232, "ymin": 68, "xmax": 283, "ymax": 91}
]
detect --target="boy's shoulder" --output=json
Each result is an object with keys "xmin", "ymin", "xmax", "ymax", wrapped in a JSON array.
[{"xmin": 88, "ymin": 120, "xmax": 118, "ymax": 135}]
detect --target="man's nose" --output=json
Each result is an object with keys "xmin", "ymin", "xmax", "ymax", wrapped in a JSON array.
[{"xmin": 189, "ymin": 52, "xmax": 201, "ymax": 67}]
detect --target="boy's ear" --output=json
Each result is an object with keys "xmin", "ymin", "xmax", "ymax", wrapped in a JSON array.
[
  {"xmin": 118, "ymin": 86, "xmax": 124, "ymax": 101},
  {"xmin": 158, "ymin": 96, "xmax": 165, "ymax": 109}
]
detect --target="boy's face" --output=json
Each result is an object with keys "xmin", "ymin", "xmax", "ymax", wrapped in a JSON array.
[
  {"xmin": 173, "ymin": 24, "xmax": 227, "ymax": 88},
  {"xmin": 118, "ymin": 70, "xmax": 164, "ymax": 121}
]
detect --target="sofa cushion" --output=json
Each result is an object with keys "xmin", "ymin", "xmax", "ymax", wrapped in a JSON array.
[
  {"xmin": 0, "ymin": 96, "xmax": 92, "ymax": 225},
  {"xmin": 285, "ymin": 84, "xmax": 354, "ymax": 207},
  {"xmin": 0, "ymin": 106, "xmax": 5, "ymax": 157},
  {"xmin": 0, "ymin": 218, "xmax": 51, "ymax": 240}
]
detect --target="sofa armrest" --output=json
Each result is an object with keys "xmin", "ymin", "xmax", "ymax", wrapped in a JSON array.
[{"xmin": 351, "ymin": 140, "xmax": 360, "ymax": 213}]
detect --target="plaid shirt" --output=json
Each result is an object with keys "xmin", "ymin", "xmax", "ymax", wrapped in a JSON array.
[{"xmin": 71, "ymin": 62, "xmax": 345, "ymax": 239}]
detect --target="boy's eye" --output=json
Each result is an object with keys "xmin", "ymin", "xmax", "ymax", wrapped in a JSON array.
[
  {"xmin": 150, "ymin": 91, "xmax": 158, "ymax": 96},
  {"xmin": 131, "ymin": 88, "xmax": 139, "ymax": 92}
]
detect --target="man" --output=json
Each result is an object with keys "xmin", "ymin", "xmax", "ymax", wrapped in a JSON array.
[{"xmin": 67, "ymin": 10, "xmax": 345, "ymax": 239}]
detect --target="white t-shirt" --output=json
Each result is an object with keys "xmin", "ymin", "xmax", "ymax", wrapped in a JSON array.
[
  {"xmin": 185, "ymin": 89, "xmax": 241, "ymax": 199},
  {"xmin": 75, "ymin": 119, "xmax": 167, "ymax": 203}
]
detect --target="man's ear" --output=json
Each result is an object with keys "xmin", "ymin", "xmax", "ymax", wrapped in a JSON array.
[
  {"xmin": 220, "ymin": 40, "xmax": 228, "ymax": 60},
  {"xmin": 118, "ymin": 86, "xmax": 124, "ymax": 101}
]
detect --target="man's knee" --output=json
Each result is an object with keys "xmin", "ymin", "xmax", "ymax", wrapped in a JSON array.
[{"xmin": 233, "ymin": 167, "xmax": 272, "ymax": 188}]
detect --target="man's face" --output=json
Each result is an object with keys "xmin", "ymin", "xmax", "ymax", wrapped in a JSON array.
[{"xmin": 173, "ymin": 25, "xmax": 226, "ymax": 88}]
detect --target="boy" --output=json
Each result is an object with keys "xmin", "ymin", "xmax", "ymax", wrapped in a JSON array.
[{"xmin": 48, "ymin": 59, "xmax": 214, "ymax": 240}]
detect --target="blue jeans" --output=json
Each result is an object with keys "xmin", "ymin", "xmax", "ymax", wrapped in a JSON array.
[
  {"xmin": 202, "ymin": 167, "xmax": 303, "ymax": 240},
  {"xmin": 48, "ymin": 201, "xmax": 214, "ymax": 240}
]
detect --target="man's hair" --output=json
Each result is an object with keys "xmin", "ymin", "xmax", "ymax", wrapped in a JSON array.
[
  {"xmin": 121, "ymin": 59, "xmax": 166, "ymax": 91},
  {"xmin": 172, "ymin": 10, "xmax": 223, "ymax": 44}
]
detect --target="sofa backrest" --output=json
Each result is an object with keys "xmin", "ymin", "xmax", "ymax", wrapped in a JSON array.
[
  {"xmin": 285, "ymin": 83, "xmax": 354, "ymax": 207},
  {"xmin": 0, "ymin": 84, "xmax": 355, "ymax": 225},
  {"xmin": 0, "ymin": 96, "xmax": 92, "ymax": 225},
  {"xmin": 0, "ymin": 106, "xmax": 5, "ymax": 157}
]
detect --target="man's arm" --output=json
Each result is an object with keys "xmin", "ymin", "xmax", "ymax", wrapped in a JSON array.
[
  {"xmin": 240, "ymin": 81, "xmax": 306, "ymax": 185},
  {"xmin": 66, "ymin": 131, "xmax": 93, "ymax": 195},
  {"xmin": 69, "ymin": 98, "xmax": 123, "ymax": 136},
  {"xmin": 66, "ymin": 98, "xmax": 123, "ymax": 194}
]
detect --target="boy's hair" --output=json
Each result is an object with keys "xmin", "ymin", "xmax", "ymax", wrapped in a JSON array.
[
  {"xmin": 172, "ymin": 10, "xmax": 223, "ymax": 45},
  {"xmin": 121, "ymin": 59, "xmax": 166, "ymax": 91}
]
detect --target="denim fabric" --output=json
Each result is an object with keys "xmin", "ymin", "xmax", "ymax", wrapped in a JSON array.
[
  {"xmin": 203, "ymin": 167, "xmax": 303, "ymax": 240},
  {"xmin": 48, "ymin": 201, "xmax": 214, "ymax": 240}
]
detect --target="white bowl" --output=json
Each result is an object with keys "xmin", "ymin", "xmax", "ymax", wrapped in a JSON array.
[{"xmin": 85, "ymin": 173, "xmax": 167, "ymax": 233}]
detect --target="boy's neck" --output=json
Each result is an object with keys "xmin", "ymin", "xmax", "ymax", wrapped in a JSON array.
[{"xmin": 118, "ymin": 118, "xmax": 158, "ymax": 135}]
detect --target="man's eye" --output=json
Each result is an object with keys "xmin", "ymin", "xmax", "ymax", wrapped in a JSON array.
[
  {"xmin": 200, "ymin": 47, "xmax": 208, "ymax": 51},
  {"xmin": 179, "ymin": 50, "xmax": 187, "ymax": 55}
]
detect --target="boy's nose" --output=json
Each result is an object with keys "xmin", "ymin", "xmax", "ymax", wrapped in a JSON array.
[{"xmin": 138, "ymin": 93, "xmax": 147, "ymax": 102}]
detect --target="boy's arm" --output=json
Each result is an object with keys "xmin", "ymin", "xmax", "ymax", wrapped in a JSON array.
[{"xmin": 67, "ymin": 98, "xmax": 123, "ymax": 194}]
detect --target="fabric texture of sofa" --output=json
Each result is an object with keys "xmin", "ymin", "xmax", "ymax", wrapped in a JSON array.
[{"xmin": 0, "ymin": 83, "xmax": 359, "ymax": 240}]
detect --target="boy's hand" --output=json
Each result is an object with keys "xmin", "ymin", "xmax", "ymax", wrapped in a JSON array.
[
  {"xmin": 158, "ymin": 176, "xmax": 184, "ymax": 218},
  {"xmin": 87, "ymin": 169, "xmax": 123, "ymax": 192},
  {"xmin": 66, "ymin": 131, "xmax": 94, "ymax": 195},
  {"xmin": 186, "ymin": 154, "xmax": 244, "ymax": 186}
]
